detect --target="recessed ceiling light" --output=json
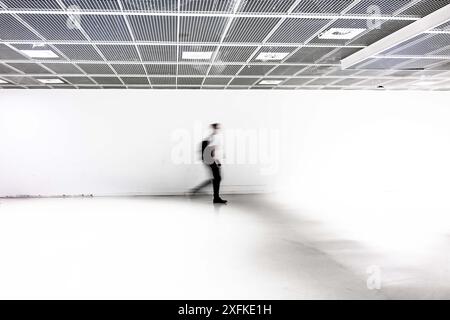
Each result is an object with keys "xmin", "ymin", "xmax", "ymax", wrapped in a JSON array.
[
  {"xmin": 255, "ymin": 52, "xmax": 289, "ymax": 61},
  {"xmin": 0, "ymin": 79, "xmax": 8, "ymax": 84},
  {"xmin": 20, "ymin": 49, "xmax": 59, "ymax": 58},
  {"xmin": 319, "ymin": 28, "xmax": 366, "ymax": 40},
  {"xmin": 182, "ymin": 51, "xmax": 213, "ymax": 60},
  {"xmin": 37, "ymin": 78, "xmax": 64, "ymax": 84},
  {"xmin": 259, "ymin": 80, "xmax": 283, "ymax": 85}
]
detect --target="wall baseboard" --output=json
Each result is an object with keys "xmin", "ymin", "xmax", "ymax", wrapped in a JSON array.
[{"xmin": 0, "ymin": 186, "xmax": 271, "ymax": 199}]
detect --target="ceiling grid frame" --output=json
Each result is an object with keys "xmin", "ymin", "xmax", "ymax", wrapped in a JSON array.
[
  {"xmin": 223, "ymin": 0, "xmax": 313, "ymax": 89},
  {"xmin": 0, "ymin": 8, "xmax": 423, "ymax": 20},
  {"xmin": 200, "ymin": 0, "xmax": 244, "ymax": 88},
  {"xmin": 54, "ymin": 0, "xmax": 127, "ymax": 87},
  {"xmin": 0, "ymin": 1, "xmax": 62, "ymax": 87},
  {"xmin": 3, "ymin": 42, "xmax": 60, "ymax": 87},
  {"xmin": 0, "ymin": 0, "xmax": 450, "ymax": 90},
  {"xmin": 233, "ymin": 0, "xmax": 306, "ymax": 89},
  {"xmin": 116, "ymin": 0, "xmax": 152, "ymax": 88},
  {"xmin": 266, "ymin": 0, "xmax": 365, "ymax": 89},
  {"xmin": 0, "ymin": 61, "xmax": 27, "ymax": 88},
  {"xmin": 176, "ymin": 0, "xmax": 180, "ymax": 88},
  {"xmin": 306, "ymin": 0, "xmax": 429, "ymax": 84}
]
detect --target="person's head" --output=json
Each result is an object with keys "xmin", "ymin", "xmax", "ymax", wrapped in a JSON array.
[{"xmin": 210, "ymin": 123, "xmax": 221, "ymax": 134}]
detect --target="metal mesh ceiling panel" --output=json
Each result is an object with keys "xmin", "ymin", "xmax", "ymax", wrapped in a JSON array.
[
  {"xmin": 77, "ymin": 63, "xmax": 115, "ymax": 74},
  {"xmin": 238, "ymin": 0, "xmax": 297, "ymax": 13},
  {"xmin": 229, "ymin": 77, "xmax": 259, "ymax": 85},
  {"xmin": 356, "ymin": 78, "xmax": 391, "ymax": 86},
  {"xmin": 180, "ymin": 16, "xmax": 228, "ymax": 42},
  {"xmin": 92, "ymin": 76, "xmax": 122, "ymax": 84},
  {"xmin": 139, "ymin": 45, "xmax": 177, "ymax": 62},
  {"xmin": 215, "ymin": 46, "xmax": 257, "ymax": 62},
  {"xmin": 178, "ymin": 77, "xmax": 204, "ymax": 85},
  {"xmin": 239, "ymin": 65, "xmax": 275, "ymax": 75},
  {"xmin": 97, "ymin": 45, "xmax": 141, "ymax": 61},
  {"xmin": 62, "ymin": 0, "xmax": 121, "ymax": 11},
  {"xmin": 433, "ymin": 20, "xmax": 450, "ymax": 31},
  {"xmin": 332, "ymin": 78, "xmax": 365, "ymax": 86},
  {"xmin": 203, "ymin": 77, "xmax": 232, "ymax": 85},
  {"xmin": 297, "ymin": 66, "xmax": 336, "ymax": 76},
  {"xmin": 400, "ymin": 59, "xmax": 448, "ymax": 70},
  {"xmin": 145, "ymin": 64, "xmax": 177, "ymax": 75},
  {"xmin": 4, "ymin": 76, "xmax": 41, "ymax": 85},
  {"xmin": 1, "ymin": 0, "xmax": 450, "ymax": 90},
  {"xmin": 81, "ymin": 15, "xmax": 133, "ymax": 41},
  {"xmin": 381, "ymin": 34, "xmax": 428, "ymax": 54},
  {"xmin": 293, "ymin": 0, "xmax": 353, "ymax": 14},
  {"xmin": 0, "ymin": 63, "xmax": 19, "ymax": 74},
  {"xmin": 121, "ymin": 76, "xmax": 149, "ymax": 85},
  {"xmin": 178, "ymin": 64, "xmax": 209, "ymax": 75},
  {"xmin": 7, "ymin": 63, "xmax": 52, "ymax": 74},
  {"xmin": 268, "ymin": 18, "xmax": 331, "ymax": 43},
  {"xmin": 1, "ymin": 0, "xmax": 62, "ymax": 10},
  {"xmin": 386, "ymin": 34, "xmax": 450, "ymax": 56},
  {"xmin": 112, "ymin": 64, "xmax": 146, "ymax": 75},
  {"xmin": 122, "ymin": 0, "xmax": 178, "ymax": 12},
  {"xmin": 180, "ymin": 0, "xmax": 237, "ymax": 12},
  {"xmin": 0, "ymin": 14, "xmax": 41, "ymax": 40},
  {"xmin": 429, "ymin": 61, "xmax": 450, "ymax": 70},
  {"xmin": 268, "ymin": 65, "xmax": 305, "ymax": 76},
  {"xmin": 150, "ymin": 77, "xmax": 176, "ymax": 85},
  {"xmin": 0, "ymin": 44, "xmax": 28, "ymax": 60},
  {"xmin": 401, "ymin": 0, "xmax": 450, "ymax": 17},
  {"xmin": 308, "ymin": 77, "xmax": 341, "ymax": 86},
  {"xmin": 347, "ymin": 0, "xmax": 412, "ymax": 16},
  {"xmin": 386, "ymin": 78, "xmax": 420, "ymax": 87},
  {"xmin": 128, "ymin": 15, "xmax": 177, "ymax": 42},
  {"xmin": 209, "ymin": 64, "xmax": 243, "ymax": 75},
  {"xmin": 283, "ymin": 78, "xmax": 315, "ymax": 86},
  {"xmin": 349, "ymin": 20, "xmax": 414, "ymax": 46},
  {"xmin": 319, "ymin": 47, "xmax": 362, "ymax": 64},
  {"xmin": 43, "ymin": 63, "xmax": 83, "ymax": 74},
  {"xmin": 224, "ymin": 17, "xmax": 280, "ymax": 43},
  {"xmin": 326, "ymin": 68, "xmax": 362, "ymax": 76},
  {"xmin": 357, "ymin": 58, "xmax": 410, "ymax": 69},
  {"xmin": 53, "ymin": 44, "xmax": 104, "ymax": 61},
  {"xmin": 18, "ymin": 14, "xmax": 87, "ymax": 40},
  {"xmin": 286, "ymin": 47, "xmax": 337, "ymax": 63},
  {"xmin": 62, "ymin": 76, "xmax": 95, "ymax": 84}
]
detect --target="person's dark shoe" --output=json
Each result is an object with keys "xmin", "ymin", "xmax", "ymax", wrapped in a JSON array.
[{"xmin": 213, "ymin": 198, "xmax": 228, "ymax": 204}]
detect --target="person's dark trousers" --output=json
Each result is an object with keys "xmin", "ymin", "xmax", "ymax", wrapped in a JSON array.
[{"xmin": 210, "ymin": 162, "xmax": 221, "ymax": 200}]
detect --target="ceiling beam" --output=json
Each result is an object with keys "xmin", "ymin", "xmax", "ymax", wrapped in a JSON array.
[
  {"xmin": 0, "ymin": 9, "xmax": 420, "ymax": 21},
  {"xmin": 0, "ymin": 40, "xmax": 366, "ymax": 48},
  {"xmin": 341, "ymin": 4, "xmax": 450, "ymax": 69}
]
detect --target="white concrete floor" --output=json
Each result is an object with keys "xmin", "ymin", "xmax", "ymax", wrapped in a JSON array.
[{"xmin": 0, "ymin": 195, "xmax": 449, "ymax": 299}]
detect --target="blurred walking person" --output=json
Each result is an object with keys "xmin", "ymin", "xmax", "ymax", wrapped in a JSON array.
[{"xmin": 191, "ymin": 123, "xmax": 227, "ymax": 204}]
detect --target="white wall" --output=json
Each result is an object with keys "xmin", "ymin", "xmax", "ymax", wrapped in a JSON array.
[
  {"xmin": 1, "ymin": 90, "xmax": 450, "ymax": 203},
  {"xmin": 0, "ymin": 89, "xmax": 281, "ymax": 197}
]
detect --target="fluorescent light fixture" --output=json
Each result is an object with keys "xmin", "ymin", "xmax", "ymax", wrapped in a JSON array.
[
  {"xmin": 20, "ymin": 49, "xmax": 59, "ymax": 58},
  {"xmin": 259, "ymin": 80, "xmax": 283, "ymax": 85},
  {"xmin": 319, "ymin": 28, "xmax": 366, "ymax": 40},
  {"xmin": 342, "ymin": 6, "xmax": 450, "ymax": 69},
  {"xmin": 182, "ymin": 51, "xmax": 213, "ymax": 60},
  {"xmin": 255, "ymin": 52, "xmax": 289, "ymax": 61},
  {"xmin": 0, "ymin": 79, "xmax": 8, "ymax": 84},
  {"xmin": 37, "ymin": 78, "xmax": 64, "ymax": 84}
]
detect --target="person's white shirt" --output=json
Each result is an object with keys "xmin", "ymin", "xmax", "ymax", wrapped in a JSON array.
[{"xmin": 208, "ymin": 133, "xmax": 223, "ymax": 164}]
